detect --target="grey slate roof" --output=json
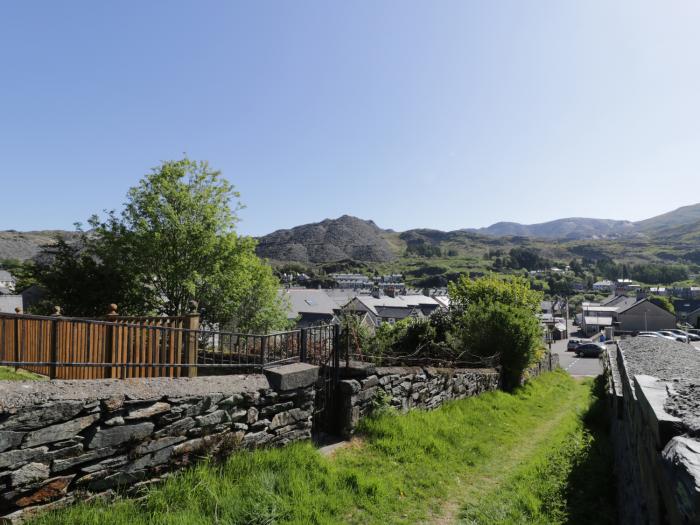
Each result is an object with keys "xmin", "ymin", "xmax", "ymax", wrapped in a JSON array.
[
  {"xmin": 375, "ymin": 306, "xmax": 416, "ymax": 319},
  {"xmin": 280, "ymin": 288, "xmax": 337, "ymax": 318}
]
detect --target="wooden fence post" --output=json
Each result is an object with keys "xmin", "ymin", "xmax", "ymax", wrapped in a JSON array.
[
  {"xmin": 105, "ymin": 304, "xmax": 118, "ymax": 378},
  {"xmin": 13, "ymin": 309, "xmax": 20, "ymax": 372},
  {"xmin": 50, "ymin": 306, "xmax": 62, "ymax": 379},
  {"xmin": 184, "ymin": 301, "xmax": 199, "ymax": 378}
]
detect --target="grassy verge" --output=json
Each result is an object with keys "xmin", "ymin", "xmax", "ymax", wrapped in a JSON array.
[
  {"xmin": 32, "ymin": 371, "xmax": 613, "ymax": 525},
  {"xmin": 458, "ymin": 375, "xmax": 615, "ymax": 524},
  {"xmin": 0, "ymin": 366, "xmax": 45, "ymax": 381}
]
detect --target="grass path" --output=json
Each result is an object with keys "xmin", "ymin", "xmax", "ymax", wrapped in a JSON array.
[
  {"xmin": 426, "ymin": 386, "xmax": 580, "ymax": 524},
  {"xmin": 33, "ymin": 371, "xmax": 613, "ymax": 525}
]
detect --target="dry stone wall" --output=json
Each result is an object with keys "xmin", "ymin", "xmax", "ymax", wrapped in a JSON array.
[
  {"xmin": 338, "ymin": 364, "xmax": 500, "ymax": 437},
  {"xmin": 0, "ymin": 363, "xmax": 318, "ymax": 523},
  {"xmin": 604, "ymin": 339, "xmax": 700, "ymax": 524},
  {"xmin": 337, "ymin": 351, "xmax": 559, "ymax": 437}
]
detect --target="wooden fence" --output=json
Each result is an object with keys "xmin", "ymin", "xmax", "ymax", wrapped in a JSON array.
[
  {"xmin": 0, "ymin": 308, "xmax": 199, "ymax": 379},
  {"xmin": 0, "ymin": 307, "xmax": 337, "ymax": 380}
]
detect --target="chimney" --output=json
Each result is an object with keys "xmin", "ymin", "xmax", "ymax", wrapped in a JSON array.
[{"xmin": 385, "ymin": 286, "xmax": 396, "ymax": 298}]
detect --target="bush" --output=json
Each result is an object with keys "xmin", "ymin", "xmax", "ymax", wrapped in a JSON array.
[
  {"xmin": 344, "ymin": 275, "xmax": 545, "ymax": 385},
  {"xmin": 648, "ymin": 295, "xmax": 674, "ymax": 314},
  {"xmin": 452, "ymin": 302, "xmax": 544, "ymax": 390},
  {"xmin": 449, "ymin": 275, "xmax": 544, "ymax": 390}
]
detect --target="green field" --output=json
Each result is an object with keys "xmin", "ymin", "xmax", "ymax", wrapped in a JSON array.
[{"xmin": 33, "ymin": 371, "xmax": 615, "ymax": 525}]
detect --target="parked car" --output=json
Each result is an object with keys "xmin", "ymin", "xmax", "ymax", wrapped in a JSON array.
[
  {"xmin": 638, "ymin": 331, "xmax": 682, "ymax": 341},
  {"xmin": 668, "ymin": 329, "xmax": 700, "ymax": 342},
  {"xmin": 575, "ymin": 343, "xmax": 605, "ymax": 358},
  {"xmin": 567, "ymin": 338, "xmax": 588, "ymax": 351},
  {"xmin": 657, "ymin": 331, "xmax": 689, "ymax": 342}
]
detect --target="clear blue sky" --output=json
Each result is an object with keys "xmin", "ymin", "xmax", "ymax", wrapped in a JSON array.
[{"xmin": 2, "ymin": 1, "xmax": 700, "ymax": 236}]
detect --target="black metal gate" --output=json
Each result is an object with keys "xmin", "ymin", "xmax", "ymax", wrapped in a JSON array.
[{"xmin": 300, "ymin": 323, "xmax": 341, "ymax": 436}]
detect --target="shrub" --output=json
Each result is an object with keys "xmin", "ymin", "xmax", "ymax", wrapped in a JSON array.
[{"xmin": 449, "ymin": 275, "xmax": 544, "ymax": 390}]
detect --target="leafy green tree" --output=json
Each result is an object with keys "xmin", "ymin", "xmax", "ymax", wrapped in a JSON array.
[
  {"xmin": 449, "ymin": 275, "xmax": 544, "ymax": 390},
  {"xmin": 34, "ymin": 234, "xmax": 144, "ymax": 316},
  {"xmin": 36, "ymin": 158, "xmax": 288, "ymax": 332},
  {"xmin": 507, "ymin": 248, "xmax": 549, "ymax": 271},
  {"xmin": 449, "ymin": 274, "xmax": 542, "ymax": 314},
  {"xmin": 569, "ymin": 258, "xmax": 583, "ymax": 276},
  {"xmin": 648, "ymin": 295, "xmax": 675, "ymax": 315}
]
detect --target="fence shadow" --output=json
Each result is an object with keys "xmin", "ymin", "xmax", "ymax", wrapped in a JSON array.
[{"xmin": 565, "ymin": 375, "xmax": 617, "ymax": 524}]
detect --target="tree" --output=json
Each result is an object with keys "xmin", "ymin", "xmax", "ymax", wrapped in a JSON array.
[
  {"xmin": 648, "ymin": 295, "xmax": 675, "ymax": 315},
  {"xmin": 36, "ymin": 158, "xmax": 288, "ymax": 332},
  {"xmin": 569, "ymin": 258, "xmax": 583, "ymax": 276},
  {"xmin": 448, "ymin": 275, "xmax": 544, "ymax": 390},
  {"xmin": 32, "ymin": 222, "xmax": 150, "ymax": 317},
  {"xmin": 448, "ymin": 274, "xmax": 542, "ymax": 314},
  {"xmin": 507, "ymin": 247, "xmax": 548, "ymax": 271}
]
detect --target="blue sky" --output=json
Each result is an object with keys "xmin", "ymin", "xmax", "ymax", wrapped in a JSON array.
[{"xmin": 2, "ymin": 1, "xmax": 700, "ymax": 236}]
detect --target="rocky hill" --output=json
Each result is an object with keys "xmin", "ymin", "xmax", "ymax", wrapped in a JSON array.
[
  {"xmin": 6, "ymin": 203, "xmax": 700, "ymax": 266},
  {"xmin": 255, "ymin": 215, "xmax": 397, "ymax": 263},
  {"xmin": 0, "ymin": 230, "xmax": 78, "ymax": 262},
  {"xmin": 634, "ymin": 203, "xmax": 700, "ymax": 233},
  {"xmin": 468, "ymin": 218, "xmax": 636, "ymax": 239},
  {"xmin": 467, "ymin": 203, "xmax": 700, "ymax": 240}
]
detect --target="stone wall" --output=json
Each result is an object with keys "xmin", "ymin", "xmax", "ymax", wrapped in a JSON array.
[
  {"xmin": 523, "ymin": 351, "xmax": 560, "ymax": 384},
  {"xmin": 0, "ymin": 363, "xmax": 318, "ymax": 523},
  {"xmin": 603, "ymin": 339, "xmax": 700, "ymax": 524},
  {"xmin": 337, "ymin": 364, "xmax": 500, "ymax": 437}
]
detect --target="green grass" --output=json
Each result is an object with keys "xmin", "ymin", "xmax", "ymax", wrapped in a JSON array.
[
  {"xmin": 32, "ymin": 371, "xmax": 614, "ymax": 525},
  {"xmin": 459, "ymin": 375, "xmax": 615, "ymax": 524},
  {"xmin": 0, "ymin": 366, "xmax": 45, "ymax": 381}
]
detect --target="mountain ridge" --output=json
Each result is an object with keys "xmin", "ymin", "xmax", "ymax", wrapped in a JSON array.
[{"xmin": 3, "ymin": 203, "xmax": 700, "ymax": 265}]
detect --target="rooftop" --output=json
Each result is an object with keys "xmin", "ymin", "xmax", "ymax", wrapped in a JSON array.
[{"xmin": 280, "ymin": 288, "xmax": 338, "ymax": 317}]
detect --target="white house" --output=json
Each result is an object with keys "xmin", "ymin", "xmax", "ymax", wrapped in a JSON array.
[
  {"xmin": 0, "ymin": 270, "xmax": 16, "ymax": 293},
  {"xmin": 592, "ymin": 280, "xmax": 614, "ymax": 292}
]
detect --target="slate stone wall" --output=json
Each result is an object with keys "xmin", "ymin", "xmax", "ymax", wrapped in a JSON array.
[
  {"xmin": 337, "ymin": 365, "xmax": 500, "ymax": 437},
  {"xmin": 0, "ymin": 364, "xmax": 318, "ymax": 523},
  {"xmin": 603, "ymin": 343, "xmax": 700, "ymax": 524},
  {"xmin": 522, "ymin": 351, "xmax": 560, "ymax": 384}
]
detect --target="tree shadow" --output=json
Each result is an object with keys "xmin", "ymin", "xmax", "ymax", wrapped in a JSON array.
[{"xmin": 565, "ymin": 375, "xmax": 617, "ymax": 524}]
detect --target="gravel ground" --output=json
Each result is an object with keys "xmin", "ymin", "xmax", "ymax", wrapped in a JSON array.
[
  {"xmin": 619, "ymin": 337, "xmax": 700, "ymax": 434},
  {"xmin": 0, "ymin": 374, "xmax": 269, "ymax": 409}
]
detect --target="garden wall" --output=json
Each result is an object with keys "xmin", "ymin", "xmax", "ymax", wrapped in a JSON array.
[
  {"xmin": 337, "ymin": 351, "xmax": 558, "ymax": 437},
  {"xmin": 603, "ymin": 339, "xmax": 700, "ymax": 524},
  {"xmin": 0, "ymin": 363, "xmax": 318, "ymax": 524},
  {"xmin": 337, "ymin": 364, "xmax": 500, "ymax": 437},
  {"xmin": 523, "ymin": 351, "xmax": 560, "ymax": 383}
]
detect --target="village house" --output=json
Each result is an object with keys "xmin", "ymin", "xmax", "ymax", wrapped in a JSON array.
[
  {"xmin": 280, "ymin": 288, "xmax": 338, "ymax": 327},
  {"xmin": 331, "ymin": 273, "xmax": 371, "ymax": 289},
  {"xmin": 342, "ymin": 292, "xmax": 441, "ymax": 326},
  {"xmin": 580, "ymin": 294, "xmax": 675, "ymax": 335},
  {"xmin": 614, "ymin": 298, "xmax": 676, "ymax": 332},
  {"xmin": 592, "ymin": 280, "xmax": 614, "ymax": 292},
  {"xmin": 0, "ymin": 270, "xmax": 16, "ymax": 294},
  {"xmin": 674, "ymin": 299, "xmax": 700, "ymax": 328},
  {"xmin": 0, "ymin": 294, "xmax": 22, "ymax": 314}
]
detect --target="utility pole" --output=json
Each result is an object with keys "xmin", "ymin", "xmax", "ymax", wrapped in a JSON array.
[{"xmin": 565, "ymin": 295, "xmax": 570, "ymax": 339}]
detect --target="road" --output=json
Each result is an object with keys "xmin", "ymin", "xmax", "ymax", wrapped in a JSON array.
[{"xmin": 549, "ymin": 321, "xmax": 604, "ymax": 378}]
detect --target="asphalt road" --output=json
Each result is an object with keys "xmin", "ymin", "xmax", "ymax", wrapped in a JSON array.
[{"xmin": 549, "ymin": 321, "xmax": 604, "ymax": 378}]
